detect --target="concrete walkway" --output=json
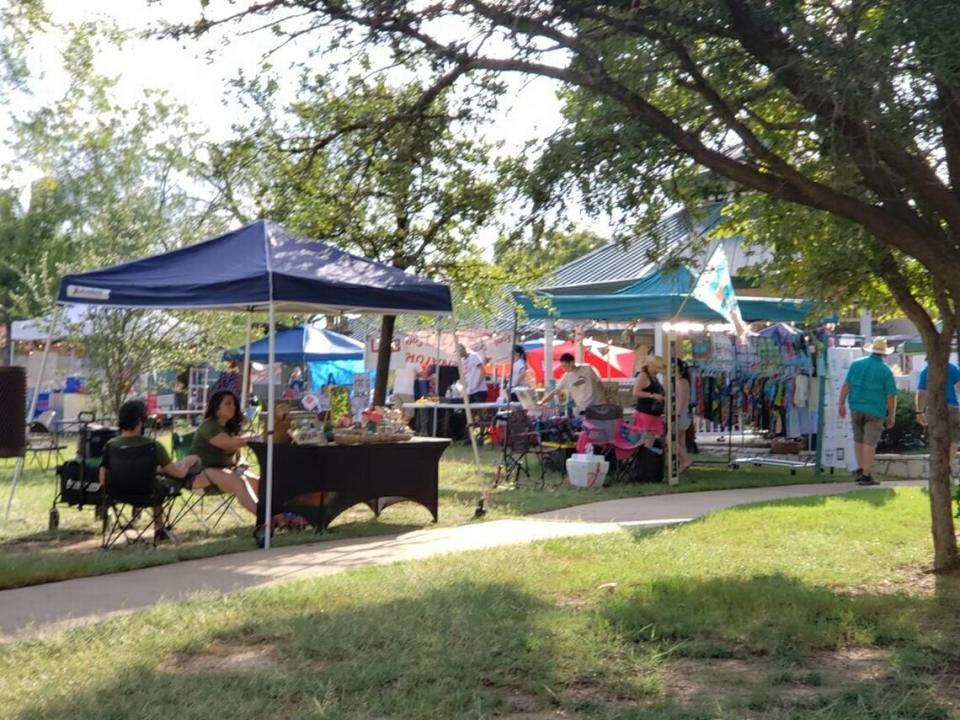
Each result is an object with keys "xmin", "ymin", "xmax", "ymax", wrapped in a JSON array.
[{"xmin": 0, "ymin": 479, "xmax": 925, "ymax": 642}]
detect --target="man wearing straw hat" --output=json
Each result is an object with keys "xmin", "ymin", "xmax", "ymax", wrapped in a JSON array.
[{"xmin": 838, "ymin": 337, "xmax": 898, "ymax": 486}]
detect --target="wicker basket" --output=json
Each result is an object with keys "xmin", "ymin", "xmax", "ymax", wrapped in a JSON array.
[{"xmin": 333, "ymin": 430, "xmax": 413, "ymax": 445}]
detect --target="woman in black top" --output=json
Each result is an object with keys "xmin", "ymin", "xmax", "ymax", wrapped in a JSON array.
[{"xmin": 632, "ymin": 355, "xmax": 666, "ymax": 445}]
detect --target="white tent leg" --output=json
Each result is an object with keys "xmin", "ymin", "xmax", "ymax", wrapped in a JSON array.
[
  {"xmin": 544, "ymin": 320, "xmax": 554, "ymax": 393},
  {"xmin": 263, "ymin": 302, "xmax": 276, "ymax": 549},
  {"xmin": 240, "ymin": 310, "xmax": 252, "ymax": 411},
  {"xmin": 433, "ymin": 323, "xmax": 441, "ymax": 436},
  {"xmin": 6, "ymin": 304, "xmax": 63, "ymax": 520}
]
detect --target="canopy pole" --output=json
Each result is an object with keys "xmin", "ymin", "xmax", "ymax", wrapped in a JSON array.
[
  {"xmin": 508, "ymin": 310, "xmax": 520, "ymax": 396},
  {"xmin": 665, "ymin": 329, "xmax": 677, "ymax": 485},
  {"xmin": 452, "ymin": 325, "xmax": 481, "ymax": 467},
  {"xmin": 263, "ymin": 301, "xmax": 276, "ymax": 549},
  {"xmin": 543, "ymin": 320, "xmax": 554, "ymax": 394},
  {"xmin": 6, "ymin": 304, "xmax": 63, "ymax": 520},
  {"xmin": 240, "ymin": 310, "xmax": 252, "ymax": 411},
  {"xmin": 433, "ymin": 321, "xmax": 441, "ymax": 436},
  {"xmin": 606, "ymin": 320, "xmax": 611, "ymax": 379}
]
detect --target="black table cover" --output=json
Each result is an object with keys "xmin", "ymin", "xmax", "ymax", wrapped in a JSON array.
[{"xmin": 248, "ymin": 437, "xmax": 450, "ymax": 532}]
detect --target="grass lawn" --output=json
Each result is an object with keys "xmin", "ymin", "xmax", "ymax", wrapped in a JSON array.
[
  {"xmin": 0, "ymin": 437, "xmax": 845, "ymax": 590},
  {"xmin": 2, "ymin": 487, "xmax": 958, "ymax": 719}
]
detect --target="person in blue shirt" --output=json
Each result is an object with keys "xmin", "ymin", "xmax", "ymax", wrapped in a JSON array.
[
  {"xmin": 838, "ymin": 338, "xmax": 898, "ymax": 486},
  {"xmin": 915, "ymin": 359, "xmax": 960, "ymax": 479}
]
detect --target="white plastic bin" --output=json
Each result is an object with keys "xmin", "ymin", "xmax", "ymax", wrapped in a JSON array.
[{"xmin": 566, "ymin": 455, "xmax": 609, "ymax": 488}]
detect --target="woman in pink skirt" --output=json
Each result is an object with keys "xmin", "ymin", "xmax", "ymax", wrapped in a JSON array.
[{"xmin": 632, "ymin": 355, "xmax": 666, "ymax": 446}]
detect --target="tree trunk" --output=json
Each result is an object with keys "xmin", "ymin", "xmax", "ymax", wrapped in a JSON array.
[
  {"xmin": 373, "ymin": 314, "xmax": 396, "ymax": 406},
  {"xmin": 918, "ymin": 330, "xmax": 959, "ymax": 572}
]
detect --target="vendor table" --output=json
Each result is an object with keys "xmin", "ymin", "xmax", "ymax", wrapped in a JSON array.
[
  {"xmin": 248, "ymin": 437, "xmax": 450, "ymax": 532},
  {"xmin": 402, "ymin": 401, "xmax": 521, "ymax": 442}
]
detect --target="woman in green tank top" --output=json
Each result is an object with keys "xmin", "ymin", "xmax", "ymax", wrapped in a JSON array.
[{"xmin": 189, "ymin": 390, "xmax": 260, "ymax": 515}]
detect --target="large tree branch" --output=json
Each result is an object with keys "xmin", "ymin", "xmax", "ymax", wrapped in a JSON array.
[
  {"xmin": 719, "ymin": 0, "xmax": 960, "ymax": 236},
  {"xmin": 936, "ymin": 77, "xmax": 960, "ymax": 193}
]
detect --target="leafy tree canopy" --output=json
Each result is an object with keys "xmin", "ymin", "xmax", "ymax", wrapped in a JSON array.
[{"xmin": 163, "ymin": 0, "xmax": 960, "ymax": 568}]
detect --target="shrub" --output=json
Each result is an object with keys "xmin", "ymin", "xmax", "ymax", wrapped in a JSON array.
[{"xmin": 877, "ymin": 390, "xmax": 926, "ymax": 452}]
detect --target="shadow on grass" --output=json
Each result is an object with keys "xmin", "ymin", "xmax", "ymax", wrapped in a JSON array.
[
  {"xmin": 0, "ymin": 526, "xmax": 94, "ymax": 548},
  {"xmin": 11, "ymin": 570, "xmax": 960, "ymax": 720},
  {"xmin": 11, "ymin": 582, "xmax": 571, "ymax": 720},
  {"xmin": 717, "ymin": 486, "xmax": 903, "ymax": 513},
  {"xmin": 601, "ymin": 570, "xmax": 960, "ymax": 718}
]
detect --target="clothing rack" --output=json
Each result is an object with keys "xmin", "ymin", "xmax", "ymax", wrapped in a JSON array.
[{"xmin": 688, "ymin": 331, "xmax": 819, "ymax": 471}]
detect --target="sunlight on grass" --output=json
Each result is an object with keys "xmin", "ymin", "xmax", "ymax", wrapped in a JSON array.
[
  {"xmin": 1, "ymin": 488, "xmax": 957, "ymax": 720},
  {"xmin": 2, "ymin": 439, "xmax": 848, "ymax": 590}
]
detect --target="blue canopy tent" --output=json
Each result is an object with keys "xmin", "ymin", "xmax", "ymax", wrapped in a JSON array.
[
  {"xmin": 223, "ymin": 325, "xmax": 363, "ymax": 363},
  {"xmin": 223, "ymin": 323, "xmax": 366, "ymax": 391},
  {"xmin": 8, "ymin": 220, "xmax": 453, "ymax": 547}
]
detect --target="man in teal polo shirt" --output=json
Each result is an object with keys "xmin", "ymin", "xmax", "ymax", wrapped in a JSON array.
[
  {"xmin": 838, "ymin": 338, "xmax": 897, "ymax": 486},
  {"xmin": 915, "ymin": 359, "xmax": 960, "ymax": 480}
]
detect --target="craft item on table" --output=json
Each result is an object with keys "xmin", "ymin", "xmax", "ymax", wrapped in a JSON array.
[
  {"xmin": 301, "ymin": 393, "xmax": 320, "ymax": 411},
  {"xmin": 260, "ymin": 402, "xmax": 293, "ymax": 443},
  {"xmin": 335, "ymin": 406, "xmax": 414, "ymax": 444},
  {"xmin": 288, "ymin": 410, "xmax": 327, "ymax": 445},
  {"xmin": 329, "ymin": 385, "xmax": 351, "ymax": 420}
]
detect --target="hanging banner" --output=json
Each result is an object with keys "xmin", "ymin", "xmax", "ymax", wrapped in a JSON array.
[
  {"xmin": 691, "ymin": 244, "xmax": 749, "ymax": 338},
  {"xmin": 821, "ymin": 346, "xmax": 858, "ymax": 472},
  {"xmin": 363, "ymin": 330, "xmax": 513, "ymax": 371}
]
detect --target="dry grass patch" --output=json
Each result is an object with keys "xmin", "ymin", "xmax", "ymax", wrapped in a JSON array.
[
  {"xmin": 663, "ymin": 647, "xmax": 893, "ymax": 708},
  {"xmin": 162, "ymin": 639, "xmax": 280, "ymax": 674},
  {"xmin": 933, "ymin": 657, "xmax": 960, "ymax": 714}
]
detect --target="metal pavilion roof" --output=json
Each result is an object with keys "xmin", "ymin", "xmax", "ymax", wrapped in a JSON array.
[{"xmin": 540, "ymin": 202, "xmax": 726, "ymax": 295}]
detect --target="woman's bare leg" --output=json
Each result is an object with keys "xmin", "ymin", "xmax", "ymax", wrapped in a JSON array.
[{"xmin": 198, "ymin": 468, "xmax": 258, "ymax": 515}]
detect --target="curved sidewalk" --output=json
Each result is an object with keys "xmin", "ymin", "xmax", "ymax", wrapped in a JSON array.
[{"xmin": 0, "ymin": 479, "xmax": 924, "ymax": 642}]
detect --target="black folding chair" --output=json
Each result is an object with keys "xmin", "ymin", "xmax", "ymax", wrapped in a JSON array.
[
  {"xmin": 100, "ymin": 442, "xmax": 182, "ymax": 549},
  {"xmin": 169, "ymin": 429, "xmax": 243, "ymax": 531},
  {"xmin": 498, "ymin": 409, "xmax": 544, "ymax": 487},
  {"xmin": 26, "ymin": 410, "xmax": 67, "ymax": 471}
]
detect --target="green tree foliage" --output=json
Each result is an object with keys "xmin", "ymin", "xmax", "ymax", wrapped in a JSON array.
[
  {"xmin": 207, "ymin": 71, "xmax": 502, "ymax": 302},
  {"xmin": 2, "ymin": 21, "xmax": 244, "ymax": 411},
  {"xmin": 166, "ymin": 0, "xmax": 960, "ymax": 569},
  {"xmin": 493, "ymin": 227, "xmax": 606, "ymax": 281},
  {"xmin": 204, "ymin": 69, "xmax": 506, "ymax": 401}
]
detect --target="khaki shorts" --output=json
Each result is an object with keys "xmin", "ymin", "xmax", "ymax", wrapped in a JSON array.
[
  {"xmin": 851, "ymin": 411, "xmax": 884, "ymax": 447},
  {"xmin": 950, "ymin": 406, "xmax": 960, "ymax": 443}
]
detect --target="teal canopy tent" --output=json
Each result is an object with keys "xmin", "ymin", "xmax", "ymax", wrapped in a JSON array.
[{"xmin": 514, "ymin": 266, "xmax": 824, "ymax": 323}]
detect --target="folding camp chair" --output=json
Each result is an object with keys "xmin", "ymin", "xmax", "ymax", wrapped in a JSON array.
[
  {"xmin": 580, "ymin": 404, "xmax": 623, "ymax": 455},
  {"xmin": 169, "ymin": 429, "xmax": 244, "ymax": 531},
  {"xmin": 609, "ymin": 423, "xmax": 656, "ymax": 483},
  {"xmin": 497, "ymin": 409, "xmax": 545, "ymax": 487},
  {"xmin": 100, "ymin": 441, "xmax": 182, "ymax": 549},
  {"xmin": 580, "ymin": 405, "xmax": 650, "ymax": 484},
  {"xmin": 26, "ymin": 410, "xmax": 67, "ymax": 471}
]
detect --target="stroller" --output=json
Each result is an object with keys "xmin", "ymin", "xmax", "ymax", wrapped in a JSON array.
[{"xmin": 50, "ymin": 412, "xmax": 119, "ymax": 530}]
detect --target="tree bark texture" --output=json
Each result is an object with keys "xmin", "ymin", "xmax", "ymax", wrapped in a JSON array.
[
  {"xmin": 917, "ymin": 330, "xmax": 959, "ymax": 572},
  {"xmin": 373, "ymin": 314, "xmax": 396, "ymax": 407}
]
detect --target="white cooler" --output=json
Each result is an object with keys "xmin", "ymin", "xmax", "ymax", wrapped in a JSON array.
[{"xmin": 566, "ymin": 453, "xmax": 609, "ymax": 488}]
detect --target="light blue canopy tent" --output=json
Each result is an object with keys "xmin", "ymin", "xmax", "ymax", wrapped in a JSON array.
[
  {"xmin": 223, "ymin": 322, "xmax": 367, "ymax": 390},
  {"xmin": 223, "ymin": 324, "xmax": 363, "ymax": 363}
]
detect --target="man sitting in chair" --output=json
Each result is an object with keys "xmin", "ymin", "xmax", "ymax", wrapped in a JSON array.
[{"xmin": 100, "ymin": 400, "xmax": 203, "ymax": 536}]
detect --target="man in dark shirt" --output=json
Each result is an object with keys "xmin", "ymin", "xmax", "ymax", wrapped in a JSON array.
[{"xmin": 100, "ymin": 399, "xmax": 201, "ymax": 538}]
